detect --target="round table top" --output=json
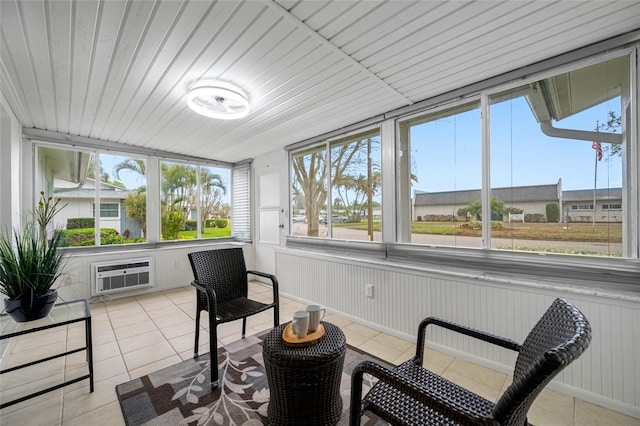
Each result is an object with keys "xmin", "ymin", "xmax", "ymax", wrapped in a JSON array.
[{"xmin": 263, "ymin": 321, "xmax": 346, "ymax": 364}]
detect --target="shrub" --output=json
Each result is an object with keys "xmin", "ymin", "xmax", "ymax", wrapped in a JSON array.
[
  {"xmin": 546, "ymin": 203, "xmax": 560, "ymax": 222},
  {"xmin": 525, "ymin": 213, "xmax": 546, "ymax": 223},
  {"xmin": 205, "ymin": 218, "xmax": 216, "ymax": 228},
  {"xmin": 463, "ymin": 221, "xmax": 503, "ymax": 230},
  {"xmin": 183, "ymin": 220, "xmax": 197, "ymax": 231},
  {"xmin": 63, "ymin": 228, "xmax": 95, "ymax": 246},
  {"xmin": 420, "ymin": 214, "xmax": 456, "ymax": 222},
  {"xmin": 468, "ymin": 220, "xmax": 482, "ymax": 230},
  {"xmin": 214, "ymin": 219, "xmax": 228, "ymax": 229},
  {"xmin": 100, "ymin": 232, "xmax": 125, "ymax": 245},
  {"xmin": 456, "ymin": 207, "xmax": 469, "ymax": 218},
  {"xmin": 67, "ymin": 218, "xmax": 95, "ymax": 229},
  {"xmin": 161, "ymin": 211, "xmax": 184, "ymax": 240},
  {"xmin": 504, "ymin": 207, "xmax": 523, "ymax": 214},
  {"xmin": 126, "ymin": 237, "xmax": 146, "ymax": 243},
  {"xmin": 62, "ymin": 228, "xmax": 122, "ymax": 246}
]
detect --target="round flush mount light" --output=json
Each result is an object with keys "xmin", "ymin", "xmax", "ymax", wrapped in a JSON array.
[{"xmin": 187, "ymin": 85, "xmax": 250, "ymax": 120}]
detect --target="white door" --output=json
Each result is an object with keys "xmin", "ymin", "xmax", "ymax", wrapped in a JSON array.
[{"xmin": 255, "ymin": 167, "xmax": 283, "ymax": 276}]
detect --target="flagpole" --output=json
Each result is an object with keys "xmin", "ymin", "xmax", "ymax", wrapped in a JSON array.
[
  {"xmin": 593, "ymin": 150, "xmax": 597, "ymax": 228},
  {"xmin": 593, "ymin": 122, "xmax": 599, "ymax": 228}
]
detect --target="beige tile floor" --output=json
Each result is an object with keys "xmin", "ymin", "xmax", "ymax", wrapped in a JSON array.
[{"xmin": 1, "ymin": 282, "xmax": 638, "ymax": 425}]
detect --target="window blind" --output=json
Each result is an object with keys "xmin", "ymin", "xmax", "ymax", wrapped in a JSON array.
[{"xmin": 232, "ymin": 161, "xmax": 252, "ymax": 242}]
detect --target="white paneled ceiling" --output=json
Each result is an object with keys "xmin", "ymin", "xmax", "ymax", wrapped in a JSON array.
[{"xmin": 1, "ymin": 0, "xmax": 639, "ymax": 163}]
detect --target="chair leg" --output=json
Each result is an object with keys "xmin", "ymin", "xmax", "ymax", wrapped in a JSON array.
[
  {"xmin": 194, "ymin": 309, "xmax": 201, "ymax": 359},
  {"xmin": 242, "ymin": 318, "xmax": 247, "ymax": 338},
  {"xmin": 273, "ymin": 305, "xmax": 279, "ymax": 327},
  {"xmin": 209, "ymin": 315, "xmax": 219, "ymax": 388},
  {"xmin": 349, "ymin": 368, "xmax": 365, "ymax": 426}
]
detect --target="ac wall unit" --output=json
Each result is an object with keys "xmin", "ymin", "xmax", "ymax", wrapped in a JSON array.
[{"xmin": 92, "ymin": 258, "xmax": 153, "ymax": 295}]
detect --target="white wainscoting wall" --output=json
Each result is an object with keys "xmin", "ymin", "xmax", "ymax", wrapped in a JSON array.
[
  {"xmin": 59, "ymin": 242, "xmax": 252, "ymax": 302},
  {"xmin": 275, "ymin": 247, "xmax": 640, "ymax": 419}
]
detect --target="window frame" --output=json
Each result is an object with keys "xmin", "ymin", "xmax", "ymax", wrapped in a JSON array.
[
  {"xmin": 289, "ymin": 125, "xmax": 382, "ymax": 241},
  {"xmin": 396, "ymin": 49, "xmax": 637, "ymax": 257},
  {"xmin": 396, "ymin": 97, "xmax": 483, "ymax": 245},
  {"xmin": 157, "ymin": 160, "xmax": 233, "ymax": 242},
  {"xmin": 93, "ymin": 203, "xmax": 120, "ymax": 219},
  {"xmin": 27, "ymin": 135, "xmax": 241, "ymax": 252},
  {"xmin": 286, "ymin": 45, "xmax": 639, "ymax": 289}
]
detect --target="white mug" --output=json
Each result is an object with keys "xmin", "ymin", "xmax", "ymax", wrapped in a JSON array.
[
  {"xmin": 306, "ymin": 305, "xmax": 326, "ymax": 332},
  {"xmin": 292, "ymin": 311, "xmax": 310, "ymax": 338}
]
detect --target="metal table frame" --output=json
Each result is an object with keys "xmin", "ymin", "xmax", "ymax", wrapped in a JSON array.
[{"xmin": 0, "ymin": 299, "xmax": 93, "ymax": 409}]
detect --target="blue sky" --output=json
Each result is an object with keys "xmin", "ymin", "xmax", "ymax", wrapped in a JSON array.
[
  {"xmin": 98, "ymin": 155, "xmax": 232, "ymax": 204},
  {"xmin": 99, "ymin": 154, "xmax": 147, "ymax": 190},
  {"xmin": 411, "ymin": 95, "xmax": 622, "ymax": 193}
]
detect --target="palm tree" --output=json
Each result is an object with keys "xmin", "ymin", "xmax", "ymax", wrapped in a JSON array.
[
  {"xmin": 113, "ymin": 159, "xmax": 146, "ymax": 189},
  {"xmin": 199, "ymin": 170, "xmax": 227, "ymax": 229},
  {"xmin": 113, "ymin": 158, "xmax": 148, "ymax": 238},
  {"xmin": 160, "ymin": 164, "xmax": 195, "ymax": 239}
]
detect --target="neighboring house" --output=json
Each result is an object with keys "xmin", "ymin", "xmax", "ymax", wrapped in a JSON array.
[
  {"xmin": 54, "ymin": 178, "xmax": 143, "ymax": 237},
  {"xmin": 563, "ymin": 188, "xmax": 623, "ymax": 223},
  {"xmin": 413, "ymin": 180, "xmax": 623, "ymax": 223}
]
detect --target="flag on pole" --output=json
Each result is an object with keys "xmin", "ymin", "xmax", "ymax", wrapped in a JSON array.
[{"xmin": 592, "ymin": 141, "xmax": 602, "ymax": 161}]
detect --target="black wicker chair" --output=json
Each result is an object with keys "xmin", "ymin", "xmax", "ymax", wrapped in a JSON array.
[
  {"xmin": 188, "ymin": 248, "xmax": 279, "ymax": 388},
  {"xmin": 350, "ymin": 298, "xmax": 591, "ymax": 425}
]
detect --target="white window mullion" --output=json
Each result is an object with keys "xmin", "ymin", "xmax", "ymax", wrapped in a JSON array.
[
  {"xmin": 94, "ymin": 152, "xmax": 101, "ymax": 246},
  {"xmin": 627, "ymin": 47, "xmax": 639, "ymax": 258},
  {"xmin": 481, "ymin": 93, "xmax": 491, "ymax": 248},
  {"xmin": 381, "ymin": 118, "xmax": 397, "ymax": 243},
  {"xmin": 146, "ymin": 157, "xmax": 160, "ymax": 243},
  {"xmin": 196, "ymin": 165, "xmax": 201, "ymax": 239},
  {"xmin": 396, "ymin": 121, "xmax": 412, "ymax": 243},
  {"xmin": 326, "ymin": 140, "xmax": 332, "ymax": 237}
]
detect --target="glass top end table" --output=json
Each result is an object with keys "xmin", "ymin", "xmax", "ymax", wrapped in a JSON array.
[{"xmin": 0, "ymin": 299, "xmax": 94, "ymax": 409}]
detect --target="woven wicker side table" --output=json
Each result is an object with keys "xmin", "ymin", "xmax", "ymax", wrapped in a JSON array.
[{"xmin": 263, "ymin": 321, "xmax": 346, "ymax": 426}]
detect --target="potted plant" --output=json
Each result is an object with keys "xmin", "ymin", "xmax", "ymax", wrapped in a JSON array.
[{"xmin": 0, "ymin": 192, "xmax": 67, "ymax": 322}]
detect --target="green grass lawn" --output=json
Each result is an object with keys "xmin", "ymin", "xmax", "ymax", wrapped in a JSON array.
[
  {"xmin": 178, "ymin": 227, "xmax": 232, "ymax": 239},
  {"xmin": 347, "ymin": 221, "xmax": 621, "ymax": 242},
  {"xmin": 410, "ymin": 221, "xmax": 621, "ymax": 242}
]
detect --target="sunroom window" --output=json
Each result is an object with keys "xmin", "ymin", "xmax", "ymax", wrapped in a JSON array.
[
  {"xmin": 396, "ymin": 54, "xmax": 631, "ymax": 258},
  {"xmin": 489, "ymin": 54, "xmax": 629, "ymax": 257},
  {"xmin": 291, "ymin": 129, "xmax": 382, "ymax": 241},
  {"xmin": 159, "ymin": 161, "xmax": 231, "ymax": 241},
  {"xmin": 399, "ymin": 101, "xmax": 481, "ymax": 247},
  {"xmin": 288, "ymin": 51, "xmax": 635, "ymax": 262},
  {"xmin": 35, "ymin": 145, "xmax": 148, "ymax": 246}
]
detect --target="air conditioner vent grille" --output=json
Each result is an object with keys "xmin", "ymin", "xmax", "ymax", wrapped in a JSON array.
[{"xmin": 92, "ymin": 258, "xmax": 153, "ymax": 295}]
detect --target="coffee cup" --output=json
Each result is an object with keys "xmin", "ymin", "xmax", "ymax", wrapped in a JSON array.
[
  {"xmin": 292, "ymin": 311, "xmax": 310, "ymax": 338},
  {"xmin": 306, "ymin": 305, "xmax": 326, "ymax": 332}
]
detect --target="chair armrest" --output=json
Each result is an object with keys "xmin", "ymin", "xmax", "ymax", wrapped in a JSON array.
[
  {"xmin": 415, "ymin": 317, "xmax": 520, "ymax": 364},
  {"xmin": 349, "ymin": 360, "xmax": 499, "ymax": 426},
  {"xmin": 246, "ymin": 270, "xmax": 279, "ymax": 302},
  {"xmin": 191, "ymin": 280, "xmax": 218, "ymax": 317}
]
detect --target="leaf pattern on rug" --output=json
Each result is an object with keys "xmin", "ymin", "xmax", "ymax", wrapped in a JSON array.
[
  {"xmin": 176, "ymin": 351, "xmax": 269, "ymax": 426},
  {"xmin": 116, "ymin": 336, "xmax": 388, "ymax": 426}
]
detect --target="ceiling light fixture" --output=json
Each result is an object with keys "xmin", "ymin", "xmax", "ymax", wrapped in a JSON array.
[{"xmin": 187, "ymin": 84, "xmax": 250, "ymax": 120}]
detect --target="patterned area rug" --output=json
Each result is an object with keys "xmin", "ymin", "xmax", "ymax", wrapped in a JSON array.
[{"xmin": 116, "ymin": 332, "xmax": 389, "ymax": 425}]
